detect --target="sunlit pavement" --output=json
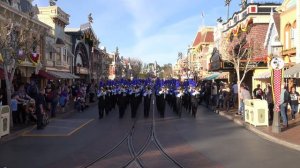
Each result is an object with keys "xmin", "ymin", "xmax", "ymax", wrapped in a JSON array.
[{"xmin": 1, "ymin": 102, "xmax": 300, "ymax": 168}]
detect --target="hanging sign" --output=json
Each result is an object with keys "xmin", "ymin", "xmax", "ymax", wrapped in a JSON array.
[{"xmin": 270, "ymin": 57, "xmax": 284, "ymax": 112}]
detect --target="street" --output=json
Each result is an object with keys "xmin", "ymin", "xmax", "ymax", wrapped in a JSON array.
[{"xmin": 1, "ymin": 99, "xmax": 300, "ymax": 168}]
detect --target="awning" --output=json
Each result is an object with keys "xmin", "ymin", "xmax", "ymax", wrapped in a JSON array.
[
  {"xmin": 284, "ymin": 63, "xmax": 300, "ymax": 78},
  {"xmin": 203, "ymin": 73, "xmax": 220, "ymax": 80},
  {"xmin": 38, "ymin": 70, "xmax": 56, "ymax": 80},
  {"xmin": 253, "ymin": 71, "xmax": 271, "ymax": 79},
  {"xmin": 216, "ymin": 72, "xmax": 229, "ymax": 79},
  {"xmin": 48, "ymin": 71, "xmax": 80, "ymax": 79}
]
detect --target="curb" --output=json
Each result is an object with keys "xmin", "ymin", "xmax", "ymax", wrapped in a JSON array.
[
  {"xmin": 218, "ymin": 110, "xmax": 300, "ymax": 152},
  {"xmin": 0, "ymin": 102, "xmax": 97, "ymax": 143}
]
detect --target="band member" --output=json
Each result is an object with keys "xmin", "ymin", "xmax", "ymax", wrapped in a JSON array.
[
  {"xmin": 190, "ymin": 86, "xmax": 200, "ymax": 118},
  {"xmin": 97, "ymin": 87, "xmax": 106, "ymax": 119},
  {"xmin": 158, "ymin": 86, "xmax": 167, "ymax": 118},
  {"xmin": 117, "ymin": 85, "xmax": 127, "ymax": 118},
  {"xmin": 143, "ymin": 85, "xmax": 152, "ymax": 118},
  {"xmin": 176, "ymin": 87, "xmax": 184, "ymax": 117}
]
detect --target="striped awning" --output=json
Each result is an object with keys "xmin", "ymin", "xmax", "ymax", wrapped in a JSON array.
[
  {"xmin": 253, "ymin": 71, "xmax": 271, "ymax": 79},
  {"xmin": 284, "ymin": 63, "xmax": 300, "ymax": 78}
]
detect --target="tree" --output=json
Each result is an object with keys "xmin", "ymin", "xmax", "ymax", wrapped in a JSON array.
[
  {"xmin": 127, "ymin": 57, "xmax": 143, "ymax": 78},
  {"xmin": 161, "ymin": 64, "xmax": 173, "ymax": 79},
  {"xmin": 0, "ymin": 17, "xmax": 46, "ymax": 127},
  {"xmin": 219, "ymin": 26, "xmax": 264, "ymax": 109}
]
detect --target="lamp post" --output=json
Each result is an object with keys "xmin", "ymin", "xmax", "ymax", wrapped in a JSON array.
[{"xmin": 270, "ymin": 40, "xmax": 284, "ymax": 133}]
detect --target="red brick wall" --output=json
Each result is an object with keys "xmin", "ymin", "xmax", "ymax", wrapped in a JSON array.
[{"xmin": 246, "ymin": 24, "xmax": 268, "ymax": 58}]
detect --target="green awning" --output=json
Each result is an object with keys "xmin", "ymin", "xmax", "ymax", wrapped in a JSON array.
[{"xmin": 203, "ymin": 73, "xmax": 220, "ymax": 80}]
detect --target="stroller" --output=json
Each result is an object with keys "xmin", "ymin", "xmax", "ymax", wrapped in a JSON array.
[{"xmin": 25, "ymin": 99, "xmax": 49, "ymax": 126}]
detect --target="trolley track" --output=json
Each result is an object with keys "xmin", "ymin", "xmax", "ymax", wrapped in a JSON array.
[{"xmin": 82, "ymin": 95, "xmax": 184, "ymax": 168}]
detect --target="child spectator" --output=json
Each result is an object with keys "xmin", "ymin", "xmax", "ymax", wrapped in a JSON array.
[{"xmin": 11, "ymin": 94, "xmax": 20, "ymax": 125}]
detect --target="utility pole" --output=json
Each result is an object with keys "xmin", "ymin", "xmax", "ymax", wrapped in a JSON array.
[{"xmin": 225, "ymin": 0, "xmax": 232, "ymax": 20}]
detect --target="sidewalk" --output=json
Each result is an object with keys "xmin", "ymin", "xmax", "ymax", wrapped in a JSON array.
[
  {"xmin": 217, "ymin": 108, "xmax": 300, "ymax": 151},
  {"xmin": 0, "ymin": 100, "xmax": 97, "ymax": 143}
]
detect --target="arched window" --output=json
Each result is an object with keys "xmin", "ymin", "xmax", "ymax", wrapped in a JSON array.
[
  {"xmin": 284, "ymin": 23, "xmax": 291, "ymax": 49},
  {"xmin": 290, "ymin": 21, "xmax": 296, "ymax": 48}
]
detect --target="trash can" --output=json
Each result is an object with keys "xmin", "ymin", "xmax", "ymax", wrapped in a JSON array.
[
  {"xmin": 244, "ymin": 99, "xmax": 253, "ymax": 124},
  {"xmin": 251, "ymin": 99, "xmax": 268, "ymax": 127},
  {"xmin": 0, "ymin": 105, "xmax": 10, "ymax": 138}
]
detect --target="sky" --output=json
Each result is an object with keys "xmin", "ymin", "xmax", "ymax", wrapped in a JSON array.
[{"xmin": 33, "ymin": 0, "xmax": 282, "ymax": 65}]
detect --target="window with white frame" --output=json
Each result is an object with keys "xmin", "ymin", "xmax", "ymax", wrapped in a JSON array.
[
  {"xmin": 290, "ymin": 28, "xmax": 295, "ymax": 48},
  {"xmin": 63, "ymin": 47, "xmax": 67, "ymax": 63},
  {"xmin": 285, "ymin": 31, "xmax": 289, "ymax": 49}
]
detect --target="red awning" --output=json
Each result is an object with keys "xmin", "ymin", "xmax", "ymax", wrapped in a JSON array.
[
  {"xmin": 38, "ymin": 70, "xmax": 56, "ymax": 80},
  {"xmin": 0, "ymin": 68, "xmax": 5, "ymax": 80},
  {"xmin": 0, "ymin": 68, "xmax": 12, "ymax": 80}
]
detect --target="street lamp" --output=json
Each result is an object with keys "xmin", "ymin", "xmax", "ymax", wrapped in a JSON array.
[{"xmin": 270, "ymin": 39, "xmax": 283, "ymax": 133}]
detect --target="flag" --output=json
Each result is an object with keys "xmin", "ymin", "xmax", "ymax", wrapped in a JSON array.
[{"xmin": 201, "ymin": 11, "xmax": 204, "ymax": 18}]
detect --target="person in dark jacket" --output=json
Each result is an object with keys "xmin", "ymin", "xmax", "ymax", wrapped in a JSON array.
[{"xmin": 35, "ymin": 88, "xmax": 47, "ymax": 130}]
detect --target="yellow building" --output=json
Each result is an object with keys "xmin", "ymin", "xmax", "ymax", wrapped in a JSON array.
[
  {"xmin": 276, "ymin": 0, "xmax": 299, "ymax": 89},
  {"xmin": 277, "ymin": 0, "xmax": 297, "ymax": 64},
  {"xmin": 189, "ymin": 27, "xmax": 214, "ymax": 80}
]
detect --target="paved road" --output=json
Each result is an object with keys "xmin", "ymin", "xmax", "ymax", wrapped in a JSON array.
[{"xmin": 1, "ymin": 99, "xmax": 300, "ymax": 168}]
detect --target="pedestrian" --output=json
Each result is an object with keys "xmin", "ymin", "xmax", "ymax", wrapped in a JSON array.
[
  {"xmin": 280, "ymin": 84, "xmax": 290, "ymax": 128},
  {"xmin": 289, "ymin": 87, "xmax": 299, "ymax": 120}
]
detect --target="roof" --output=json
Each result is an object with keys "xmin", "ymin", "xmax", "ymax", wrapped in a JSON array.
[
  {"xmin": 273, "ymin": 13, "xmax": 280, "ymax": 34},
  {"xmin": 202, "ymin": 31, "xmax": 214, "ymax": 43},
  {"xmin": 192, "ymin": 32, "xmax": 202, "ymax": 47},
  {"xmin": 192, "ymin": 30, "xmax": 214, "ymax": 47},
  {"xmin": 65, "ymin": 28, "xmax": 81, "ymax": 32}
]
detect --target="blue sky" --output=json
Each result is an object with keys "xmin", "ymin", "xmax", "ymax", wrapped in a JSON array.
[{"xmin": 33, "ymin": 0, "xmax": 282, "ymax": 65}]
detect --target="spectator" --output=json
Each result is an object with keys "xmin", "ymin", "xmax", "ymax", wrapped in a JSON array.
[
  {"xmin": 232, "ymin": 82, "xmax": 238, "ymax": 107},
  {"xmin": 253, "ymin": 84, "xmax": 264, "ymax": 99},
  {"xmin": 217, "ymin": 83, "xmax": 225, "ymax": 109},
  {"xmin": 223, "ymin": 83, "xmax": 232, "ymax": 112},
  {"xmin": 11, "ymin": 94, "xmax": 20, "ymax": 125},
  {"xmin": 237, "ymin": 84, "xmax": 251, "ymax": 117},
  {"xmin": 211, "ymin": 82, "xmax": 218, "ymax": 112},
  {"xmin": 35, "ymin": 88, "xmax": 47, "ymax": 130},
  {"xmin": 264, "ymin": 84, "xmax": 274, "ymax": 122},
  {"xmin": 289, "ymin": 87, "xmax": 299, "ymax": 120},
  {"xmin": 280, "ymin": 84, "xmax": 289, "ymax": 128}
]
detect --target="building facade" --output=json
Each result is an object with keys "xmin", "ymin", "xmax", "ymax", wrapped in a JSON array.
[
  {"xmin": 65, "ymin": 22, "xmax": 100, "ymax": 82},
  {"xmin": 37, "ymin": 5, "xmax": 79, "ymax": 84},
  {"xmin": 215, "ymin": 2, "xmax": 280, "ymax": 89},
  {"xmin": 0, "ymin": 0, "xmax": 50, "ymax": 88}
]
